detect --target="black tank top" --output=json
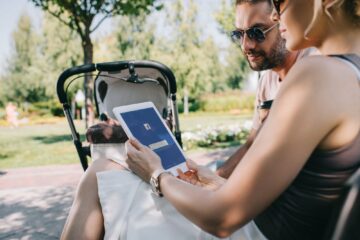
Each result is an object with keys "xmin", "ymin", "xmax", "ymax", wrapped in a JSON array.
[{"xmin": 254, "ymin": 55, "xmax": 360, "ymax": 240}]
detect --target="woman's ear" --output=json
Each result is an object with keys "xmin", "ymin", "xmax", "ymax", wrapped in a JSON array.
[
  {"xmin": 304, "ymin": 0, "xmax": 344, "ymax": 39},
  {"xmin": 323, "ymin": 0, "xmax": 344, "ymax": 21},
  {"xmin": 322, "ymin": 0, "xmax": 344, "ymax": 9}
]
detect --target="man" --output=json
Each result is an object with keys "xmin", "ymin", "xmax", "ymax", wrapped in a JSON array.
[
  {"xmin": 216, "ymin": 0, "xmax": 313, "ymax": 178},
  {"xmin": 61, "ymin": 0, "xmax": 313, "ymax": 238}
]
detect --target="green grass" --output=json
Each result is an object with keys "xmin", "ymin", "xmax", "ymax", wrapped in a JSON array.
[
  {"xmin": 0, "ymin": 120, "xmax": 85, "ymax": 169},
  {"xmin": 0, "ymin": 112, "xmax": 252, "ymax": 169}
]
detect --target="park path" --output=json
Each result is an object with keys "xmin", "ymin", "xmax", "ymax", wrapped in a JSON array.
[{"xmin": 0, "ymin": 147, "xmax": 237, "ymax": 240}]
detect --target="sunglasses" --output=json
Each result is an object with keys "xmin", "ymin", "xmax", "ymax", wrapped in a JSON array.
[
  {"xmin": 230, "ymin": 22, "xmax": 279, "ymax": 45},
  {"xmin": 272, "ymin": 0, "xmax": 286, "ymax": 15}
]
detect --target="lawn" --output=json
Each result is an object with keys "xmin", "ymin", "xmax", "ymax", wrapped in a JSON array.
[{"xmin": 0, "ymin": 112, "xmax": 252, "ymax": 169}]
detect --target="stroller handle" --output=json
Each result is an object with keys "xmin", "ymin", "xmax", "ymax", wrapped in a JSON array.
[
  {"xmin": 57, "ymin": 60, "xmax": 177, "ymax": 104},
  {"xmin": 56, "ymin": 60, "xmax": 181, "ymax": 171}
]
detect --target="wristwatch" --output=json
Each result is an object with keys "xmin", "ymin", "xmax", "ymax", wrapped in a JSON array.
[{"xmin": 150, "ymin": 169, "xmax": 169, "ymax": 197}]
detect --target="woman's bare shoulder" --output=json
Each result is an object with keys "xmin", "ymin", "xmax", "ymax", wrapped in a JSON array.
[{"xmin": 285, "ymin": 55, "xmax": 356, "ymax": 88}]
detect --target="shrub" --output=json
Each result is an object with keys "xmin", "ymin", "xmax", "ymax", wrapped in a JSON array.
[
  {"xmin": 25, "ymin": 100, "xmax": 64, "ymax": 117},
  {"xmin": 199, "ymin": 91, "xmax": 255, "ymax": 113},
  {"xmin": 49, "ymin": 100, "xmax": 64, "ymax": 116},
  {"xmin": 177, "ymin": 98, "xmax": 201, "ymax": 113}
]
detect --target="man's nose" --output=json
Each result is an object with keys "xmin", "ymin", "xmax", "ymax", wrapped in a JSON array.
[{"xmin": 241, "ymin": 34, "xmax": 256, "ymax": 52}]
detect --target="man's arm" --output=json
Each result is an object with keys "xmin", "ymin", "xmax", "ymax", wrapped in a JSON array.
[{"xmin": 216, "ymin": 128, "xmax": 257, "ymax": 179}]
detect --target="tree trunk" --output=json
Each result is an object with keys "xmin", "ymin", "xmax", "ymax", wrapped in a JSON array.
[
  {"xmin": 184, "ymin": 88, "xmax": 189, "ymax": 115},
  {"xmin": 82, "ymin": 34, "xmax": 94, "ymax": 128}
]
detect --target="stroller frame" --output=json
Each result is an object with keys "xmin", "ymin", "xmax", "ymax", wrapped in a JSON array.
[{"xmin": 56, "ymin": 60, "xmax": 182, "ymax": 171}]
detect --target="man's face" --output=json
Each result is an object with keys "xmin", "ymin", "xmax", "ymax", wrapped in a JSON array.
[{"xmin": 235, "ymin": 2, "xmax": 289, "ymax": 71}]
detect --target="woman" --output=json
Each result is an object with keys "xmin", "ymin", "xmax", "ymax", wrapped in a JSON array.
[
  {"xmin": 61, "ymin": 0, "xmax": 360, "ymax": 239},
  {"xmin": 125, "ymin": 0, "xmax": 360, "ymax": 239}
]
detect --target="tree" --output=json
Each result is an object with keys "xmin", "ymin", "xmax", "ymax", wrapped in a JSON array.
[
  {"xmin": 30, "ymin": 0, "xmax": 162, "ymax": 127},
  {"xmin": 163, "ymin": 0, "xmax": 208, "ymax": 114},
  {"xmin": 38, "ymin": 13, "xmax": 83, "ymax": 97},
  {"xmin": 114, "ymin": 11, "xmax": 157, "ymax": 60},
  {"xmin": 0, "ymin": 14, "xmax": 46, "ymax": 104},
  {"xmin": 0, "ymin": 12, "xmax": 83, "ymax": 109},
  {"xmin": 215, "ymin": 0, "xmax": 250, "ymax": 89}
]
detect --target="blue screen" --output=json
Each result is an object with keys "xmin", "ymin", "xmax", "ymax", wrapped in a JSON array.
[{"xmin": 120, "ymin": 107, "xmax": 185, "ymax": 169}]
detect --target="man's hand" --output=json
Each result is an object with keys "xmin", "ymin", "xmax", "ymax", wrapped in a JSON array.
[
  {"xmin": 86, "ymin": 114, "xmax": 128, "ymax": 144},
  {"xmin": 177, "ymin": 159, "xmax": 226, "ymax": 191}
]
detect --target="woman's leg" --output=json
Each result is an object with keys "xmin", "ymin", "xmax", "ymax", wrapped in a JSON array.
[{"xmin": 61, "ymin": 159, "xmax": 125, "ymax": 240}]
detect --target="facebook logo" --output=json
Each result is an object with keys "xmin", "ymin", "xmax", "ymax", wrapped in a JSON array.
[{"xmin": 144, "ymin": 123, "xmax": 151, "ymax": 130}]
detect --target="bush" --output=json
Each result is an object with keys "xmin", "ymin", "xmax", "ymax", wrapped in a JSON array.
[
  {"xmin": 177, "ymin": 98, "xmax": 201, "ymax": 113},
  {"xmin": 199, "ymin": 91, "xmax": 255, "ymax": 113},
  {"xmin": 0, "ymin": 109, "xmax": 5, "ymax": 120},
  {"xmin": 49, "ymin": 100, "xmax": 64, "ymax": 116},
  {"xmin": 25, "ymin": 100, "xmax": 64, "ymax": 117}
]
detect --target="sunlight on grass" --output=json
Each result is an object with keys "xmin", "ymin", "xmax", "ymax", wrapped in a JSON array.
[
  {"xmin": 0, "ymin": 121, "xmax": 84, "ymax": 168},
  {"xmin": 0, "ymin": 112, "xmax": 253, "ymax": 169}
]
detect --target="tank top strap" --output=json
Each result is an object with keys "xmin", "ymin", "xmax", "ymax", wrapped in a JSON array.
[{"xmin": 329, "ymin": 54, "xmax": 360, "ymax": 82}]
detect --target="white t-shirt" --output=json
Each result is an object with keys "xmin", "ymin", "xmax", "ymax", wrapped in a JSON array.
[{"xmin": 251, "ymin": 48, "xmax": 316, "ymax": 130}]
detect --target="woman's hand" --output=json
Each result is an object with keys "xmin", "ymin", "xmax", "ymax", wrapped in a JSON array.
[
  {"xmin": 177, "ymin": 159, "xmax": 226, "ymax": 191},
  {"xmin": 125, "ymin": 138, "xmax": 163, "ymax": 183}
]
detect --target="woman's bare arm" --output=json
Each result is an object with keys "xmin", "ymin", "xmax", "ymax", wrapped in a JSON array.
[{"xmin": 127, "ymin": 56, "xmax": 360, "ymax": 237}]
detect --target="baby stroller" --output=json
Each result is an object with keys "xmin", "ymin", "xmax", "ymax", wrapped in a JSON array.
[{"xmin": 56, "ymin": 60, "xmax": 182, "ymax": 171}]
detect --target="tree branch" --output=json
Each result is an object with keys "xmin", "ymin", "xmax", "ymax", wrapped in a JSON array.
[{"xmin": 90, "ymin": 13, "xmax": 111, "ymax": 33}]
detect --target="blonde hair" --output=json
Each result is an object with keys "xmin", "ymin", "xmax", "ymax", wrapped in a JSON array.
[{"xmin": 305, "ymin": 0, "xmax": 360, "ymax": 38}]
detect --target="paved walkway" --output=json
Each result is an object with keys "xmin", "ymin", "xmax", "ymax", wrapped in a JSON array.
[{"xmin": 0, "ymin": 147, "xmax": 237, "ymax": 240}]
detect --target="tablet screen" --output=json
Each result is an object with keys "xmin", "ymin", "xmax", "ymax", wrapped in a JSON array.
[{"xmin": 118, "ymin": 107, "xmax": 186, "ymax": 170}]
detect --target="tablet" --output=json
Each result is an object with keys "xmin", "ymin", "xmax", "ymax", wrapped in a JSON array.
[{"xmin": 113, "ymin": 102, "xmax": 187, "ymax": 175}]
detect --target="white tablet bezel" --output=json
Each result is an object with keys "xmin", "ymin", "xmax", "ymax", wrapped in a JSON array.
[{"xmin": 113, "ymin": 101, "xmax": 187, "ymax": 176}]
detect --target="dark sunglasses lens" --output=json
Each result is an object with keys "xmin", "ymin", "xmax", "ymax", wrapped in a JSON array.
[
  {"xmin": 231, "ymin": 31, "xmax": 243, "ymax": 43},
  {"xmin": 248, "ymin": 28, "xmax": 265, "ymax": 42},
  {"xmin": 273, "ymin": 0, "xmax": 284, "ymax": 14}
]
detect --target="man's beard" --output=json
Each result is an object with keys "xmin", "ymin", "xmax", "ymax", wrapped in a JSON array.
[{"xmin": 245, "ymin": 35, "xmax": 289, "ymax": 71}]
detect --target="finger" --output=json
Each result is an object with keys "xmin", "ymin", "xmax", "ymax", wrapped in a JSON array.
[
  {"xmin": 177, "ymin": 169, "xmax": 192, "ymax": 183},
  {"xmin": 176, "ymin": 168, "xmax": 186, "ymax": 179},
  {"xmin": 186, "ymin": 159, "xmax": 199, "ymax": 171},
  {"xmin": 129, "ymin": 138, "xmax": 144, "ymax": 151},
  {"xmin": 125, "ymin": 140, "xmax": 139, "ymax": 157}
]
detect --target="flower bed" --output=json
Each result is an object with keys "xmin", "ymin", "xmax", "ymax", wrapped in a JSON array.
[{"xmin": 182, "ymin": 120, "xmax": 252, "ymax": 150}]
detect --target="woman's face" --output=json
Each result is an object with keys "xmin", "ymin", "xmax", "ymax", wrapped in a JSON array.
[{"xmin": 273, "ymin": 0, "xmax": 315, "ymax": 51}]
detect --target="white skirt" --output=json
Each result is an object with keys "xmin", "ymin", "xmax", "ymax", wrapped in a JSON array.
[{"xmin": 97, "ymin": 170, "xmax": 267, "ymax": 240}]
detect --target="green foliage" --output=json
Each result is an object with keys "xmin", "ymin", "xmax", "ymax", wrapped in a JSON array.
[
  {"xmin": 0, "ymin": 14, "xmax": 48, "ymax": 104},
  {"xmin": 177, "ymin": 98, "xmax": 201, "ymax": 113},
  {"xmin": 0, "ymin": 0, "xmax": 254, "ymax": 118},
  {"xmin": 30, "ymin": 0, "xmax": 162, "ymax": 35},
  {"xmin": 0, "ymin": 13, "xmax": 82, "ymax": 106},
  {"xmin": 38, "ymin": 13, "xmax": 83, "ymax": 97},
  {"xmin": 199, "ymin": 91, "xmax": 255, "ymax": 113},
  {"xmin": 30, "ymin": 0, "xmax": 162, "ymax": 126},
  {"xmin": 103, "ymin": 0, "xmax": 227, "ymax": 103},
  {"xmin": 215, "ymin": 0, "xmax": 250, "ymax": 89},
  {"xmin": 28, "ymin": 100, "xmax": 64, "ymax": 117}
]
